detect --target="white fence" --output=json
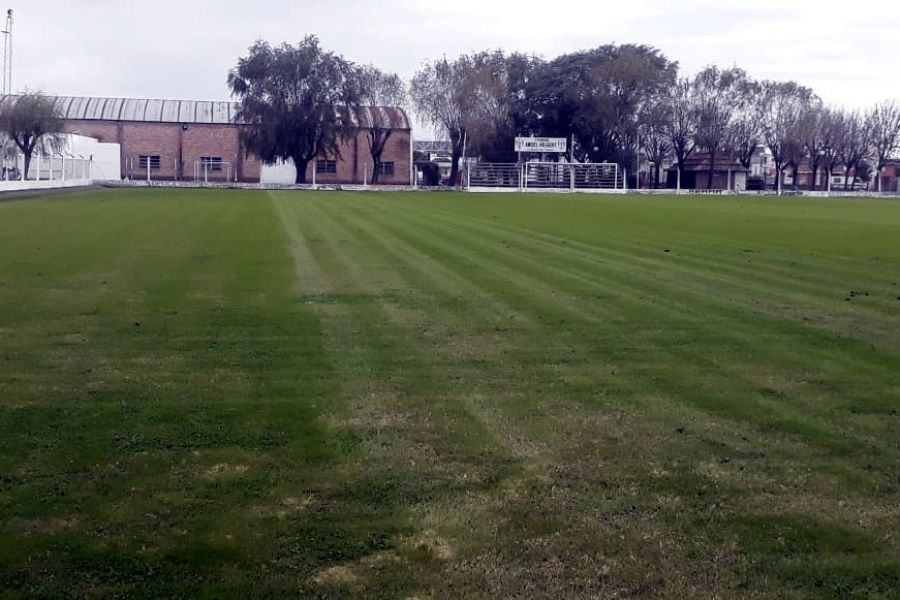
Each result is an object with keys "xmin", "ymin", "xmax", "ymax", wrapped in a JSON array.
[
  {"xmin": 464, "ymin": 161, "xmax": 626, "ymax": 193},
  {"xmin": 0, "ymin": 153, "xmax": 94, "ymax": 192}
]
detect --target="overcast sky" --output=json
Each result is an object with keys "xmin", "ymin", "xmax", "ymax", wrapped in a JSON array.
[{"xmin": 13, "ymin": 0, "xmax": 900, "ymax": 130}]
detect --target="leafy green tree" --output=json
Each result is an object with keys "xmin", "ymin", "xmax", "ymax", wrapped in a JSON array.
[
  {"xmin": 228, "ymin": 36, "xmax": 360, "ymax": 184},
  {"xmin": 525, "ymin": 44, "xmax": 677, "ymax": 169}
]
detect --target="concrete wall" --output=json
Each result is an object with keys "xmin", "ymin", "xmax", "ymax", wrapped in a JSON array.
[
  {"xmin": 66, "ymin": 134, "xmax": 121, "ymax": 180},
  {"xmin": 0, "ymin": 179, "xmax": 92, "ymax": 192}
]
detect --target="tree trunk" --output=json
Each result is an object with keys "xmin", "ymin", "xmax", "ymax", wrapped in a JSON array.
[
  {"xmin": 23, "ymin": 152, "xmax": 32, "ymax": 180},
  {"xmin": 449, "ymin": 143, "xmax": 462, "ymax": 187},
  {"xmin": 844, "ymin": 165, "xmax": 851, "ymax": 191},
  {"xmin": 369, "ymin": 129, "xmax": 390, "ymax": 185},
  {"xmin": 707, "ymin": 151, "xmax": 715, "ymax": 189},
  {"xmin": 810, "ymin": 165, "xmax": 818, "ymax": 191},
  {"xmin": 295, "ymin": 157, "xmax": 309, "ymax": 184},
  {"xmin": 370, "ymin": 149, "xmax": 381, "ymax": 185}
]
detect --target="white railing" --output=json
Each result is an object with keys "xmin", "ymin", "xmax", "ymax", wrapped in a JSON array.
[
  {"xmin": 0, "ymin": 152, "xmax": 94, "ymax": 191},
  {"xmin": 464, "ymin": 161, "xmax": 625, "ymax": 193}
]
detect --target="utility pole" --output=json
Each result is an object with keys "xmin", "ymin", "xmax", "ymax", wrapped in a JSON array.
[{"xmin": 1, "ymin": 9, "xmax": 12, "ymax": 96}]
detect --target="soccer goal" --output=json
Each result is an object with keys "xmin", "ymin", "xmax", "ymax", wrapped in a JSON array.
[{"xmin": 193, "ymin": 159, "xmax": 233, "ymax": 183}]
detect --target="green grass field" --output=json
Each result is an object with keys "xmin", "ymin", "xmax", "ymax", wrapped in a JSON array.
[{"xmin": 0, "ymin": 188, "xmax": 898, "ymax": 598}]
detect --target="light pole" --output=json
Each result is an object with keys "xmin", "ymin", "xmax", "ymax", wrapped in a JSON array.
[{"xmin": 1, "ymin": 9, "xmax": 12, "ymax": 96}]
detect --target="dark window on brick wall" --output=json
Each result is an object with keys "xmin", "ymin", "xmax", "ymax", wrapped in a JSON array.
[
  {"xmin": 316, "ymin": 160, "xmax": 337, "ymax": 174},
  {"xmin": 138, "ymin": 155, "xmax": 161, "ymax": 170},
  {"xmin": 200, "ymin": 156, "xmax": 223, "ymax": 171},
  {"xmin": 377, "ymin": 162, "xmax": 395, "ymax": 176}
]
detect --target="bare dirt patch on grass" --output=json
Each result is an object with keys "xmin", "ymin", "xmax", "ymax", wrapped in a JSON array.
[{"xmin": 199, "ymin": 463, "xmax": 249, "ymax": 479}]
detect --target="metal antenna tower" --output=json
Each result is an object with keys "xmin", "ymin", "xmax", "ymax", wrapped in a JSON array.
[{"xmin": 1, "ymin": 9, "xmax": 12, "ymax": 96}]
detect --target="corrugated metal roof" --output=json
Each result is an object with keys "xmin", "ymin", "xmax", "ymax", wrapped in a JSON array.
[
  {"xmin": 102, "ymin": 97, "xmax": 125, "ymax": 120},
  {"xmin": 0, "ymin": 94, "xmax": 411, "ymax": 129},
  {"xmin": 348, "ymin": 105, "xmax": 410, "ymax": 130}
]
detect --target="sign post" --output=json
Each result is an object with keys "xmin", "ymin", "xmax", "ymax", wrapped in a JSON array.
[{"xmin": 515, "ymin": 137, "xmax": 568, "ymax": 154}]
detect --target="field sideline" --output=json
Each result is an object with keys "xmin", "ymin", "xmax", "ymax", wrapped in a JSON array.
[{"xmin": 1, "ymin": 188, "xmax": 898, "ymax": 597}]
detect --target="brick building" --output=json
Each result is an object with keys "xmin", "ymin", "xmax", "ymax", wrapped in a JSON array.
[
  {"xmin": 665, "ymin": 153, "xmax": 750, "ymax": 190},
  {"xmin": 0, "ymin": 95, "xmax": 412, "ymax": 184}
]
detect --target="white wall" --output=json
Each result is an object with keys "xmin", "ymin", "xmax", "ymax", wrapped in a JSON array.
[
  {"xmin": 0, "ymin": 179, "xmax": 92, "ymax": 192},
  {"xmin": 260, "ymin": 159, "xmax": 297, "ymax": 184},
  {"xmin": 66, "ymin": 134, "xmax": 121, "ymax": 180}
]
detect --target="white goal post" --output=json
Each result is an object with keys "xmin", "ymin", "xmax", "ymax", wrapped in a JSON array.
[{"xmin": 193, "ymin": 159, "xmax": 233, "ymax": 183}]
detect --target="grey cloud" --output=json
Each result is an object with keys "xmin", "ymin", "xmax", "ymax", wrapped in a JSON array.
[{"xmin": 12, "ymin": 0, "xmax": 900, "ymax": 110}]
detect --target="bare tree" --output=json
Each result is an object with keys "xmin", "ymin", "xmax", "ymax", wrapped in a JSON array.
[
  {"xmin": 866, "ymin": 100, "xmax": 900, "ymax": 192},
  {"xmin": 411, "ymin": 56, "xmax": 479, "ymax": 185},
  {"xmin": 667, "ymin": 78, "xmax": 697, "ymax": 189},
  {"xmin": 412, "ymin": 51, "xmax": 528, "ymax": 185},
  {"xmin": 834, "ymin": 109, "xmax": 871, "ymax": 191},
  {"xmin": 782, "ymin": 124, "xmax": 807, "ymax": 191},
  {"xmin": 692, "ymin": 66, "xmax": 752, "ymax": 189},
  {"xmin": 461, "ymin": 51, "xmax": 517, "ymax": 161},
  {"xmin": 819, "ymin": 109, "xmax": 844, "ymax": 190},
  {"xmin": 639, "ymin": 94, "xmax": 672, "ymax": 188},
  {"xmin": 727, "ymin": 82, "xmax": 763, "ymax": 171},
  {"xmin": 0, "ymin": 92, "xmax": 64, "ymax": 180},
  {"xmin": 357, "ymin": 65, "xmax": 408, "ymax": 184},
  {"xmin": 759, "ymin": 81, "xmax": 814, "ymax": 194},
  {"xmin": 797, "ymin": 105, "xmax": 834, "ymax": 191}
]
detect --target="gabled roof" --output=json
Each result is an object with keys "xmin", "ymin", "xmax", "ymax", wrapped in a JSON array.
[
  {"xmin": 0, "ymin": 95, "xmax": 411, "ymax": 130},
  {"xmin": 666, "ymin": 153, "xmax": 750, "ymax": 172}
]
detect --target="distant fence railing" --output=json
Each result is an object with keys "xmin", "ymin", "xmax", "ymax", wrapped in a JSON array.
[
  {"xmin": 463, "ymin": 161, "xmax": 626, "ymax": 193},
  {"xmin": 0, "ymin": 153, "xmax": 94, "ymax": 192}
]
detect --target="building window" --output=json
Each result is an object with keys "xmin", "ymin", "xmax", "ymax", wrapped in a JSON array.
[
  {"xmin": 316, "ymin": 159, "xmax": 337, "ymax": 174},
  {"xmin": 138, "ymin": 155, "xmax": 161, "ymax": 170},
  {"xmin": 377, "ymin": 161, "xmax": 395, "ymax": 176},
  {"xmin": 200, "ymin": 156, "xmax": 223, "ymax": 171}
]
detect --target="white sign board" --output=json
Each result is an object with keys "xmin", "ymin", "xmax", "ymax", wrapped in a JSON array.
[{"xmin": 515, "ymin": 137, "xmax": 568, "ymax": 153}]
